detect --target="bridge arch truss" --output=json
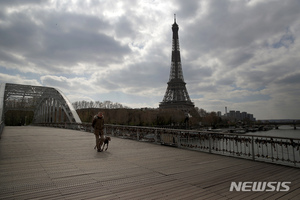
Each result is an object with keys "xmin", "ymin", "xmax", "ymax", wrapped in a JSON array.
[{"xmin": 0, "ymin": 83, "xmax": 81, "ymax": 124}]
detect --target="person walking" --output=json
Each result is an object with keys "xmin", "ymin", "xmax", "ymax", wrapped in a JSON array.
[{"xmin": 92, "ymin": 112, "xmax": 104, "ymax": 152}]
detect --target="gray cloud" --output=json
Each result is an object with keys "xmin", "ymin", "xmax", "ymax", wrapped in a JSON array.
[
  {"xmin": 275, "ymin": 72, "xmax": 300, "ymax": 85},
  {"xmin": 0, "ymin": 5, "xmax": 131, "ymax": 74},
  {"xmin": 175, "ymin": 0, "xmax": 200, "ymax": 19},
  {"xmin": 98, "ymin": 60, "xmax": 169, "ymax": 95},
  {"xmin": 0, "ymin": 0, "xmax": 47, "ymax": 6}
]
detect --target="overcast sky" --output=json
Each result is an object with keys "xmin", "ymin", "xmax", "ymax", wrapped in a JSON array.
[{"xmin": 1, "ymin": 0, "xmax": 300, "ymax": 120}]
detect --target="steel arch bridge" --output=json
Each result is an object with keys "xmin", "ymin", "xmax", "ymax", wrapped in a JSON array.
[{"xmin": 0, "ymin": 83, "xmax": 81, "ymax": 124}]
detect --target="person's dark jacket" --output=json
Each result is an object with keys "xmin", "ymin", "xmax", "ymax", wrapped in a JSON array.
[{"xmin": 92, "ymin": 116, "xmax": 104, "ymax": 130}]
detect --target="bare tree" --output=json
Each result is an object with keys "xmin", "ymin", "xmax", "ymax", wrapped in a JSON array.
[{"xmin": 72, "ymin": 100, "xmax": 129, "ymax": 109}]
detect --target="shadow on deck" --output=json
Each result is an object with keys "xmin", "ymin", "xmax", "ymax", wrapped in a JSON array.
[{"xmin": 0, "ymin": 126, "xmax": 299, "ymax": 200}]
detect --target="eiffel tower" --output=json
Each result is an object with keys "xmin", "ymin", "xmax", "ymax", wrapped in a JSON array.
[{"xmin": 159, "ymin": 15, "xmax": 194, "ymax": 110}]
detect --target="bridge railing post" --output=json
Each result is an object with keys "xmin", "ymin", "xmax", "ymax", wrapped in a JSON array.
[
  {"xmin": 271, "ymin": 138, "xmax": 274, "ymax": 163},
  {"xmin": 251, "ymin": 136, "xmax": 255, "ymax": 161},
  {"xmin": 177, "ymin": 131, "xmax": 181, "ymax": 148},
  {"xmin": 292, "ymin": 139, "xmax": 296, "ymax": 166},
  {"xmin": 208, "ymin": 134, "xmax": 212, "ymax": 154}
]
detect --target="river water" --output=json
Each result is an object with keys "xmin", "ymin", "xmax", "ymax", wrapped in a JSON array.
[{"xmin": 245, "ymin": 125, "xmax": 300, "ymax": 139}]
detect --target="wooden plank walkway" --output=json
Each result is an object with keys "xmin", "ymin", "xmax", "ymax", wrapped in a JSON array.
[{"xmin": 0, "ymin": 126, "xmax": 299, "ymax": 200}]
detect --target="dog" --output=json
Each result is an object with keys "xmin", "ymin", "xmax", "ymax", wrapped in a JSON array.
[
  {"xmin": 101, "ymin": 136, "xmax": 111, "ymax": 151},
  {"xmin": 94, "ymin": 136, "xmax": 111, "ymax": 152}
]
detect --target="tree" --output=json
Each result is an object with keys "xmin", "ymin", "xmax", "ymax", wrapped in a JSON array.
[
  {"xmin": 72, "ymin": 100, "xmax": 129, "ymax": 109},
  {"xmin": 202, "ymin": 112, "xmax": 221, "ymax": 127}
]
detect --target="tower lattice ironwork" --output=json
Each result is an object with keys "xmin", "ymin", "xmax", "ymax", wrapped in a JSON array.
[{"xmin": 159, "ymin": 16, "xmax": 194, "ymax": 110}]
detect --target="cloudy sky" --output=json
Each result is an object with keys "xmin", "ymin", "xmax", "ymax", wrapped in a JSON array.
[{"xmin": 1, "ymin": 0, "xmax": 300, "ymax": 120}]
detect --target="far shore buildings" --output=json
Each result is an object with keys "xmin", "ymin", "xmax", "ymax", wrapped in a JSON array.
[{"xmin": 218, "ymin": 109, "xmax": 256, "ymax": 122}]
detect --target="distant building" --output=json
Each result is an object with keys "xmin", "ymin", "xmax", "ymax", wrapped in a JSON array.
[
  {"xmin": 236, "ymin": 111, "xmax": 241, "ymax": 121},
  {"xmin": 241, "ymin": 112, "xmax": 247, "ymax": 120},
  {"xmin": 229, "ymin": 110, "xmax": 236, "ymax": 121},
  {"xmin": 247, "ymin": 114, "xmax": 254, "ymax": 121},
  {"xmin": 225, "ymin": 110, "xmax": 256, "ymax": 122}
]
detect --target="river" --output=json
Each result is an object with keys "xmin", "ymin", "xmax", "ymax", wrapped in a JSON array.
[{"xmin": 245, "ymin": 125, "xmax": 300, "ymax": 139}]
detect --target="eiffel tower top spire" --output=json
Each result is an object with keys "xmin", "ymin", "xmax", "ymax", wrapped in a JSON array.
[
  {"xmin": 159, "ymin": 16, "xmax": 194, "ymax": 110},
  {"xmin": 169, "ymin": 14, "xmax": 182, "ymax": 81}
]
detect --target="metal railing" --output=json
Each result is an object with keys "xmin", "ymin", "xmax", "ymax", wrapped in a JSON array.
[{"xmin": 35, "ymin": 123, "xmax": 300, "ymax": 168}]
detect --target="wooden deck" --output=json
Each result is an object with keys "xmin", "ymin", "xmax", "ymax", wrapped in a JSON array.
[{"xmin": 0, "ymin": 126, "xmax": 299, "ymax": 200}]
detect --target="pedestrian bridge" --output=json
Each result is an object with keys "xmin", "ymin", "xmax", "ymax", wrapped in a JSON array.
[
  {"xmin": 0, "ymin": 126, "xmax": 299, "ymax": 199},
  {"xmin": 0, "ymin": 83, "xmax": 81, "ymax": 124}
]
